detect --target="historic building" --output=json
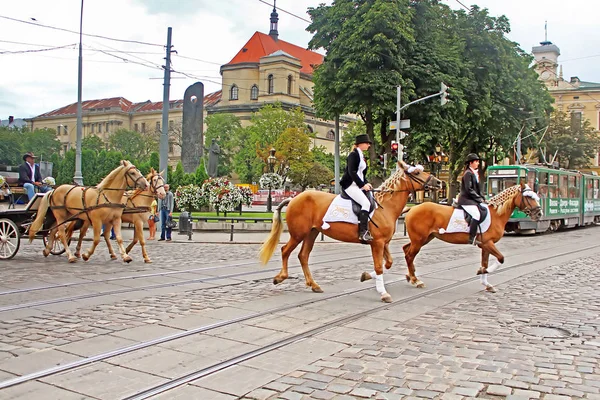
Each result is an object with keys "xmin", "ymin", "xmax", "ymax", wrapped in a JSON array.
[
  {"xmin": 26, "ymin": 6, "xmax": 347, "ymax": 163},
  {"xmin": 532, "ymin": 39, "xmax": 600, "ymax": 169}
]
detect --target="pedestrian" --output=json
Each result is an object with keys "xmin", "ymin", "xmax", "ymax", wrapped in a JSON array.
[
  {"xmin": 147, "ymin": 198, "xmax": 157, "ymax": 240},
  {"xmin": 339, "ymin": 134, "xmax": 374, "ymax": 242},
  {"xmin": 457, "ymin": 153, "xmax": 485, "ymax": 245},
  {"xmin": 18, "ymin": 152, "xmax": 51, "ymax": 201},
  {"xmin": 158, "ymin": 184, "xmax": 174, "ymax": 242}
]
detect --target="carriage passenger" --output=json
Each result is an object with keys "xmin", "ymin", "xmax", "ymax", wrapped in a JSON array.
[
  {"xmin": 340, "ymin": 134, "xmax": 374, "ymax": 242},
  {"xmin": 458, "ymin": 153, "xmax": 485, "ymax": 245}
]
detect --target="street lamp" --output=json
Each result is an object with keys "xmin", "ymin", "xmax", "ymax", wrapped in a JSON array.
[
  {"xmin": 266, "ymin": 148, "xmax": 276, "ymax": 212},
  {"xmin": 428, "ymin": 144, "xmax": 448, "ymax": 202}
]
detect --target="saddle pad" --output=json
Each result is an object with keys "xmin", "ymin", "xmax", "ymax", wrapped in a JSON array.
[
  {"xmin": 439, "ymin": 204, "xmax": 491, "ymax": 234},
  {"xmin": 321, "ymin": 195, "xmax": 376, "ymax": 230}
]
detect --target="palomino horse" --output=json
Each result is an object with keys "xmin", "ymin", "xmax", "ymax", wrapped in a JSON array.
[
  {"xmin": 70, "ymin": 168, "xmax": 166, "ymax": 263},
  {"xmin": 259, "ymin": 161, "xmax": 443, "ymax": 303},
  {"xmin": 29, "ymin": 160, "xmax": 149, "ymax": 263},
  {"xmin": 398, "ymin": 182, "xmax": 542, "ymax": 292}
]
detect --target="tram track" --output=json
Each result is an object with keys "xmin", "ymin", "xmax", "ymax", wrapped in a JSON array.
[
  {"xmin": 2, "ymin": 240, "xmax": 598, "ymax": 394},
  {"xmin": 0, "ymin": 240, "xmax": 460, "ymax": 312}
]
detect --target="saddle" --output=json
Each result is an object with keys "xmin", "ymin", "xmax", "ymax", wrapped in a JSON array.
[
  {"xmin": 452, "ymin": 200, "xmax": 488, "ymax": 225},
  {"xmin": 340, "ymin": 189, "xmax": 376, "ymax": 218}
]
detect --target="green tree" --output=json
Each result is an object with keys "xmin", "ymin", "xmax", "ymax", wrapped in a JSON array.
[
  {"xmin": 275, "ymin": 127, "xmax": 313, "ymax": 188},
  {"xmin": 107, "ymin": 129, "xmax": 146, "ymax": 162},
  {"xmin": 0, "ymin": 126, "xmax": 23, "ymax": 165},
  {"xmin": 23, "ymin": 128, "xmax": 62, "ymax": 161},
  {"xmin": 82, "ymin": 135, "xmax": 104, "ymax": 152},
  {"xmin": 204, "ymin": 113, "xmax": 241, "ymax": 177},
  {"xmin": 307, "ymin": 0, "xmax": 414, "ymax": 163},
  {"xmin": 539, "ymin": 110, "xmax": 600, "ymax": 169}
]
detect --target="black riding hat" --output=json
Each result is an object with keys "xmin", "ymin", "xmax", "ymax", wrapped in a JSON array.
[
  {"xmin": 354, "ymin": 134, "xmax": 372, "ymax": 145},
  {"xmin": 465, "ymin": 153, "xmax": 480, "ymax": 164}
]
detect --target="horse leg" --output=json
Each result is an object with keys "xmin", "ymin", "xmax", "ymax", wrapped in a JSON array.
[
  {"xmin": 112, "ymin": 219, "xmax": 132, "ymax": 263},
  {"xmin": 361, "ymin": 240, "xmax": 394, "ymax": 283},
  {"xmin": 403, "ymin": 239, "xmax": 426, "ymax": 288},
  {"xmin": 478, "ymin": 247, "xmax": 496, "ymax": 293},
  {"xmin": 42, "ymin": 227, "xmax": 56, "ymax": 257},
  {"xmin": 57, "ymin": 224, "xmax": 77, "ymax": 263},
  {"xmin": 125, "ymin": 224, "xmax": 138, "ymax": 254},
  {"xmin": 82, "ymin": 223, "xmax": 102, "ymax": 261},
  {"xmin": 134, "ymin": 220, "xmax": 151, "ymax": 264},
  {"xmin": 477, "ymin": 242, "xmax": 504, "ymax": 293},
  {"xmin": 296, "ymin": 229, "xmax": 322, "ymax": 293},
  {"xmin": 370, "ymin": 240, "xmax": 392, "ymax": 303},
  {"xmin": 101, "ymin": 224, "xmax": 118, "ymax": 260},
  {"xmin": 74, "ymin": 221, "xmax": 89, "ymax": 258},
  {"xmin": 273, "ymin": 236, "xmax": 302, "ymax": 285}
]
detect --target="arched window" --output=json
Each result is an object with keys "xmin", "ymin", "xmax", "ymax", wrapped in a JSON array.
[
  {"xmin": 267, "ymin": 74, "xmax": 274, "ymax": 94},
  {"xmin": 326, "ymin": 130, "xmax": 335, "ymax": 140},
  {"xmin": 287, "ymin": 75, "xmax": 293, "ymax": 94},
  {"xmin": 250, "ymin": 85, "xmax": 259, "ymax": 100},
  {"xmin": 230, "ymin": 84, "xmax": 239, "ymax": 100},
  {"xmin": 306, "ymin": 125, "xmax": 314, "ymax": 134}
]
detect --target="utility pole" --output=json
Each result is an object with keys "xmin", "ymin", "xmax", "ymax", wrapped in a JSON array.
[
  {"xmin": 73, "ymin": 0, "xmax": 84, "ymax": 185},
  {"xmin": 160, "ymin": 27, "xmax": 173, "ymax": 182},
  {"xmin": 334, "ymin": 114, "xmax": 340, "ymax": 194},
  {"xmin": 396, "ymin": 86, "xmax": 403, "ymax": 164}
]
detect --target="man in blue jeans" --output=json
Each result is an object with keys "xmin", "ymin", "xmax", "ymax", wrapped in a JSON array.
[
  {"xmin": 18, "ymin": 152, "xmax": 51, "ymax": 202},
  {"xmin": 158, "ymin": 184, "xmax": 174, "ymax": 242}
]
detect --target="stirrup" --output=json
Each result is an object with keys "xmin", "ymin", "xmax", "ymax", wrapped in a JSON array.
[{"xmin": 360, "ymin": 231, "xmax": 374, "ymax": 242}]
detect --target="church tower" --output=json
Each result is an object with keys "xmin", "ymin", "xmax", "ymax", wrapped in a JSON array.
[
  {"xmin": 269, "ymin": 0, "xmax": 279, "ymax": 40},
  {"xmin": 532, "ymin": 22, "xmax": 560, "ymax": 86}
]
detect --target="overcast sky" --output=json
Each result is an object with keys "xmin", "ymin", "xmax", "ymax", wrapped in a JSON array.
[{"xmin": 2, "ymin": 0, "xmax": 599, "ymax": 119}]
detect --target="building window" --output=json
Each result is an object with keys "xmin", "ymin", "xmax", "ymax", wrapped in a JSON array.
[
  {"xmin": 134, "ymin": 123, "xmax": 138, "ymax": 132},
  {"xmin": 230, "ymin": 84, "xmax": 239, "ymax": 100},
  {"xmin": 250, "ymin": 85, "xmax": 259, "ymax": 100},
  {"xmin": 91, "ymin": 124, "xmax": 95, "ymax": 133},
  {"xmin": 571, "ymin": 112, "xmax": 582, "ymax": 132},
  {"xmin": 306, "ymin": 125, "xmax": 314, "ymax": 134},
  {"xmin": 98, "ymin": 123, "xmax": 102, "ymax": 133},
  {"xmin": 105, "ymin": 122, "xmax": 110, "ymax": 133},
  {"xmin": 326, "ymin": 130, "xmax": 335, "ymax": 140},
  {"xmin": 156, "ymin": 121, "xmax": 161, "ymax": 132},
  {"xmin": 57, "ymin": 125, "xmax": 61, "ymax": 135},
  {"xmin": 141, "ymin": 122, "xmax": 146, "ymax": 133},
  {"xmin": 169, "ymin": 120, "xmax": 174, "ymax": 131},
  {"xmin": 63, "ymin": 125, "xmax": 67, "ymax": 135},
  {"xmin": 268, "ymin": 74, "xmax": 274, "ymax": 94},
  {"xmin": 287, "ymin": 75, "xmax": 293, "ymax": 94},
  {"xmin": 169, "ymin": 141, "xmax": 174, "ymax": 153}
]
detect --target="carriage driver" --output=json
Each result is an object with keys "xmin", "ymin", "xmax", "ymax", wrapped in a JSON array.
[
  {"xmin": 340, "ymin": 134, "xmax": 374, "ymax": 242},
  {"xmin": 458, "ymin": 153, "xmax": 485, "ymax": 245}
]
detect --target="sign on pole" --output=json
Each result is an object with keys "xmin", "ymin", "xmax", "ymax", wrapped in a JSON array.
[{"xmin": 389, "ymin": 119, "xmax": 410, "ymax": 130}]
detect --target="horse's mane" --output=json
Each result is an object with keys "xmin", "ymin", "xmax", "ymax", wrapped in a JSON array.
[
  {"xmin": 97, "ymin": 161, "xmax": 128, "ymax": 190},
  {"xmin": 488, "ymin": 185, "xmax": 521, "ymax": 216},
  {"xmin": 374, "ymin": 167, "xmax": 406, "ymax": 202}
]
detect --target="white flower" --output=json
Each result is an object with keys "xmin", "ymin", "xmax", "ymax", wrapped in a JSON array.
[
  {"xmin": 174, "ymin": 184, "xmax": 203, "ymax": 212},
  {"xmin": 259, "ymin": 173, "xmax": 283, "ymax": 189},
  {"xmin": 201, "ymin": 177, "xmax": 251, "ymax": 212},
  {"xmin": 42, "ymin": 176, "xmax": 56, "ymax": 186}
]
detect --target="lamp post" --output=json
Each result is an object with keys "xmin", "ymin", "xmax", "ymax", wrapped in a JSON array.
[
  {"xmin": 428, "ymin": 144, "xmax": 448, "ymax": 202},
  {"xmin": 267, "ymin": 148, "xmax": 276, "ymax": 212},
  {"xmin": 73, "ymin": 0, "xmax": 84, "ymax": 185}
]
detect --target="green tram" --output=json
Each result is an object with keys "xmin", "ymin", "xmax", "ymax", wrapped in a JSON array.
[{"xmin": 486, "ymin": 165, "xmax": 600, "ymax": 233}]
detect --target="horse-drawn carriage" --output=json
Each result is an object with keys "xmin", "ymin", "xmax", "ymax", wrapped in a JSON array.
[{"xmin": 0, "ymin": 162, "xmax": 166, "ymax": 262}]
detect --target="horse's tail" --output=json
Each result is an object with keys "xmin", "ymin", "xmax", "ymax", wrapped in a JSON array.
[
  {"xmin": 259, "ymin": 198, "xmax": 291, "ymax": 265},
  {"xmin": 28, "ymin": 192, "xmax": 51, "ymax": 242}
]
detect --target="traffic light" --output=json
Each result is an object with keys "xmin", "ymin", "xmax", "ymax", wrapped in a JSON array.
[
  {"xmin": 378, "ymin": 154, "xmax": 386, "ymax": 169},
  {"xmin": 391, "ymin": 141, "xmax": 399, "ymax": 164},
  {"xmin": 440, "ymin": 82, "xmax": 449, "ymax": 106}
]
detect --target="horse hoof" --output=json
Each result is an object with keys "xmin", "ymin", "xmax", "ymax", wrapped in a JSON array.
[
  {"xmin": 485, "ymin": 285, "xmax": 497, "ymax": 293},
  {"xmin": 144, "ymin": 259, "xmax": 152, "ymax": 264},
  {"xmin": 381, "ymin": 293, "xmax": 393, "ymax": 303},
  {"xmin": 360, "ymin": 272, "xmax": 372, "ymax": 282},
  {"xmin": 42, "ymin": 249, "xmax": 50, "ymax": 257},
  {"xmin": 415, "ymin": 281, "xmax": 426, "ymax": 289},
  {"xmin": 82, "ymin": 253, "xmax": 90, "ymax": 261},
  {"xmin": 405, "ymin": 275, "xmax": 410, "ymax": 282},
  {"xmin": 385, "ymin": 263, "xmax": 393, "ymax": 270},
  {"xmin": 476, "ymin": 268, "xmax": 485, "ymax": 275},
  {"xmin": 123, "ymin": 256, "xmax": 132, "ymax": 263},
  {"xmin": 312, "ymin": 286, "xmax": 323, "ymax": 293},
  {"xmin": 74, "ymin": 253, "xmax": 81, "ymax": 258},
  {"xmin": 68, "ymin": 256, "xmax": 77, "ymax": 263}
]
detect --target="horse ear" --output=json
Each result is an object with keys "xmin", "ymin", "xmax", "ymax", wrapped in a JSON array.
[
  {"xmin": 519, "ymin": 179, "xmax": 526, "ymax": 189},
  {"xmin": 399, "ymin": 160, "xmax": 408, "ymax": 171},
  {"xmin": 159, "ymin": 169, "xmax": 166, "ymax": 177}
]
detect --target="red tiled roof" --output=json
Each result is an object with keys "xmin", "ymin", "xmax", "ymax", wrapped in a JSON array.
[
  {"xmin": 226, "ymin": 32, "xmax": 323, "ymax": 74},
  {"xmin": 34, "ymin": 91, "xmax": 222, "ymax": 118},
  {"xmin": 36, "ymin": 97, "xmax": 133, "ymax": 118}
]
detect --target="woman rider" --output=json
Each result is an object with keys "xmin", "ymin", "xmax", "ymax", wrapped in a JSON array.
[
  {"xmin": 458, "ymin": 153, "xmax": 485, "ymax": 245},
  {"xmin": 340, "ymin": 134, "xmax": 374, "ymax": 242}
]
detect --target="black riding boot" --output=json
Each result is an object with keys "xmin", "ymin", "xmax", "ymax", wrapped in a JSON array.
[
  {"xmin": 359, "ymin": 210, "xmax": 374, "ymax": 242},
  {"xmin": 468, "ymin": 218, "xmax": 480, "ymax": 245}
]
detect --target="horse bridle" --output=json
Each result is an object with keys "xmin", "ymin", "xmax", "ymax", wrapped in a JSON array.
[
  {"xmin": 406, "ymin": 172, "xmax": 437, "ymax": 191},
  {"xmin": 519, "ymin": 188, "xmax": 541, "ymax": 217},
  {"xmin": 124, "ymin": 166, "xmax": 147, "ymax": 189}
]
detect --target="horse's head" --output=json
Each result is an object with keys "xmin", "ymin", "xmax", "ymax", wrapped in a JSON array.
[
  {"xmin": 146, "ymin": 168, "xmax": 167, "ymax": 200},
  {"xmin": 121, "ymin": 160, "xmax": 149, "ymax": 191},
  {"xmin": 399, "ymin": 161, "xmax": 443, "ymax": 191},
  {"xmin": 515, "ymin": 182, "xmax": 543, "ymax": 221}
]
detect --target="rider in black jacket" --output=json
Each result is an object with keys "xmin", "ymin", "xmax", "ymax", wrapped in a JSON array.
[
  {"xmin": 340, "ymin": 134, "xmax": 373, "ymax": 242},
  {"xmin": 457, "ymin": 153, "xmax": 485, "ymax": 245}
]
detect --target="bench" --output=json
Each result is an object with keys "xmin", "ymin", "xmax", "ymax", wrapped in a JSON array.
[{"xmin": 0, "ymin": 177, "xmax": 29, "ymax": 209}]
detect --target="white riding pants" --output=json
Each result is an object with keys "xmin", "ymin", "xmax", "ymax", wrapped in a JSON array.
[
  {"xmin": 345, "ymin": 183, "xmax": 371, "ymax": 211},
  {"xmin": 462, "ymin": 204, "xmax": 481, "ymax": 221}
]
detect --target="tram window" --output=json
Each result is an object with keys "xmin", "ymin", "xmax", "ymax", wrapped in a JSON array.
[
  {"xmin": 538, "ymin": 172, "xmax": 548, "ymax": 197},
  {"xmin": 595, "ymin": 180, "xmax": 599, "ymax": 199},
  {"xmin": 568, "ymin": 175, "xmax": 579, "ymax": 198},
  {"xmin": 548, "ymin": 173, "xmax": 558, "ymax": 197},
  {"xmin": 488, "ymin": 178, "xmax": 517, "ymax": 196},
  {"xmin": 559, "ymin": 175, "xmax": 568, "ymax": 197},
  {"xmin": 527, "ymin": 171, "xmax": 536, "ymax": 190},
  {"xmin": 587, "ymin": 180, "xmax": 594, "ymax": 199}
]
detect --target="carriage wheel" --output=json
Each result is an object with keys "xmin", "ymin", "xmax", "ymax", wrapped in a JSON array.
[
  {"xmin": 0, "ymin": 218, "xmax": 20, "ymax": 260},
  {"xmin": 42, "ymin": 233, "xmax": 70, "ymax": 256}
]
